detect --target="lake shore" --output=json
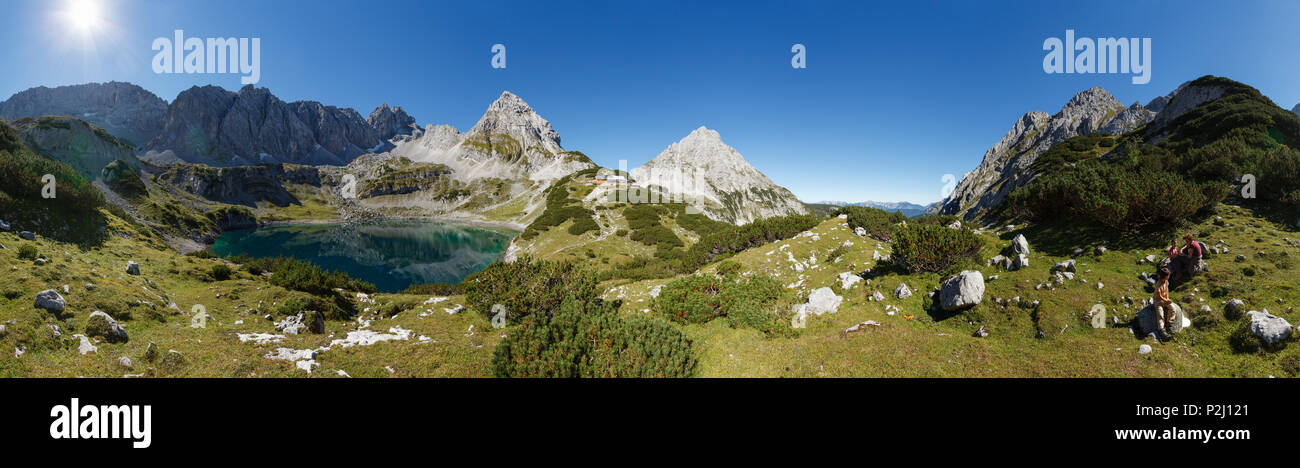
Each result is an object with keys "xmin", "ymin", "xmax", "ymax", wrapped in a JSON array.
[{"xmin": 256, "ymin": 215, "xmax": 526, "ymax": 232}]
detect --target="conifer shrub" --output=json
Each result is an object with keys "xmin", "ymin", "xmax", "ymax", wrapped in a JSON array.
[
  {"xmin": 463, "ymin": 257, "xmax": 598, "ymax": 322},
  {"xmin": 491, "ymin": 294, "xmax": 697, "ymax": 378},
  {"xmin": 890, "ymin": 224, "xmax": 984, "ymax": 274},
  {"xmin": 681, "ymin": 214, "xmax": 820, "ymax": 271},
  {"xmin": 652, "ymin": 270, "xmax": 790, "ymax": 335},
  {"xmin": 209, "ymin": 264, "xmax": 232, "ymax": 281},
  {"xmin": 17, "ymin": 244, "xmax": 38, "ymax": 260},
  {"xmin": 833, "ymin": 206, "xmax": 906, "ymax": 241}
]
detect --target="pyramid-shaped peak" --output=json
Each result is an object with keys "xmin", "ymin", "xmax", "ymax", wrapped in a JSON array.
[
  {"xmin": 1063, "ymin": 87, "xmax": 1119, "ymax": 109},
  {"xmin": 488, "ymin": 91, "xmax": 532, "ymax": 113}
]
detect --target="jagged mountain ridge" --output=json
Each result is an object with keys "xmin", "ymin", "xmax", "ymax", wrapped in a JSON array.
[
  {"xmin": 813, "ymin": 200, "xmax": 934, "ymax": 217},
  {"xmin": 0, "ymin": 82, "xmax": 168, "ymax": 147},
  {"xmin": 390, "ymin": 91, "xmax": 593, "ymax": 183},
  {"xmin": 142, "ymin": 85, "xmax": 406, "ymax": 167},
  {"xmin": 631, "ymin": 126, "xmax": 807, "ymax": 225},
  {"xmin": 932, "ymin": 87, "xmax": 1154, "ymax": 221}
]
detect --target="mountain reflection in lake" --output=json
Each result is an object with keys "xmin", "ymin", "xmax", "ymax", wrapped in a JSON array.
[{"xmin": 211, "ymin": 220, "xmax": 514, "ymax": 293}]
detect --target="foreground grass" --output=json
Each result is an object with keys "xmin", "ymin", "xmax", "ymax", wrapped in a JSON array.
[{"xmin": 0, "ymin": 211, "xmax": 496, "ymax": 377}]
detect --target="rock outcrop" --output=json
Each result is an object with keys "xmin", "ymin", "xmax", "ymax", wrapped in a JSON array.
[
  {"xmin": 86, "ymin": 311, "xmax": 128, "ymax": 343},
  {"xmin": 144, "ymin": 85, "xmax": 402, "ymax": 167},
  {"xmin": 391, "ymin": 91, "xmax": 593, "ymax": 182},
  {"xmin": 1248, "ymin": 310, "xmax": 1292, "ymax": 345},
  {"xmin": 631, "ymin": 126, "xmax": 808, "ymax": 225},
  {"xmin": 939, "ymin": 271, "xmax": 984, "ymax": 311},
  {"xmin": 367, "ymin": 104, "xmax": 417, "ymax": 141},
  {"xmin": 932, "ymin": 87, "xmax": 1149, "ymax": 221},
  {"xmin": 0, "ymin": 82, "xmax": 167, "ymax": 147},
  {"xmin": 35, "ymin": 290, "xmax": 67, "ymax": 313}
]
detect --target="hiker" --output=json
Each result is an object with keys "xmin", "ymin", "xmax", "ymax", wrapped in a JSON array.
[
  {"xmin": 1166, "ymin": 233, "xmax": 1204, "ymax": 282},
  {"xmin": 1152, "ymin": 267, "xmax": 1177, "ymax": 338}
]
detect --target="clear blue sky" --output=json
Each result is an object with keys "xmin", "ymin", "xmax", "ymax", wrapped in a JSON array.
[{"xmin": 4, "ymin": 0, "xmax": 1299, "ymax": 204}]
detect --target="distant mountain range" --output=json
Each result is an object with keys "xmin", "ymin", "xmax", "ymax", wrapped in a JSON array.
[
  {"xmin": 0, "ymin": 82, "xmax": 809, "ymax": 227},
  {"xmin": 811, "ymin": 200, "xmax": 934, "ymax": 217}
]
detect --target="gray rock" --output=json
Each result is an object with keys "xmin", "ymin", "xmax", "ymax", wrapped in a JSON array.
[
  {"xmin": 894, "ymin": 283, "xmax": 913, "ymax": 299},
  {"xmin": 796, "ymin": 287, "xmax": 843, "ymax": 319},
  {"xmin": 1012, "ymin": 234, "xmax": 1030, "ymax": 256},
  {"xmin": 118, "ymin": 356, "xmax": 133, "ymax": 369},
  {"xmin": 367, "ymin": 104, "xmax": 417, "ymax": 140},
  {"xmin": 125, "ymin": 261, "xmax": 140, "ymax": 275},
  {"xmin": 870, "ymin": 291, "xmax": 885, "ymax": 302},
  {"xmin": 19, "ymin": 231, "xmax": 35, "ymax": 240},
  {"xmin": 1138, "ymin": 344, "xmax": 1152, "ymax": 355},
  {"xmin": 1013, "ymin": 254, "xmax": 1029, "ymax": 271},
  {"xmin": 74, "ymin": 334, "xmax": 97, "ymax": 355},
  {"xmin": 143, "ymin": 342, "xmax": 160, "ymax": 362},
  {"xmin": 0, "ymin": 219, "xmax": 8, "ymax": 230},
  {"xmin": 275, "ymin": 313, "xmax": 308, "ymax": 335},
  {"xmin": 86, "ymin": 311, "xmax": 128, "ymax": 343},
  {"xmin": 973, "ymin": 325, "xmax": 989, "ymax": 337},
  {"xmin": 939, "ymin": 271, "xmax": 985, "ymax": 311},
  {"xmin": 1248, "ymin": 310, "xmax": 1292, "ymax": 345},
  {"xmin": 854, "ymin": 227, "xmax": 867, "ymax": 237},
  {"xmin": 1226, "ymin": 299, "xmax": 1246, "ymax": 316},
  {"xmin": 1052, "ymin": 259, "xmax": 1077, "ymax": 273},
  {"xmin": 0, "ymin": 82, "xmax": 168, "ymax": 145},
  {"xmin": 1137, "ymin": 303, "xmax": 1188, "ymax": 336},
  {"xmin": 34, "ymin": 289, "xmax": 66, "ymax": 313},
  {"xmin": 1094, "ymin": 246, "xmax": 1107, "ymax": 256}
]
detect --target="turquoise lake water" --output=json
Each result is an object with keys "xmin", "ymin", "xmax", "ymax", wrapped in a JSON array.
[{"xmin": 211, "ymin": 220, "xmax": 515, "ymax": 293}]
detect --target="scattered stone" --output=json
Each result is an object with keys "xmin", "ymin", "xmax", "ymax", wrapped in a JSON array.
[
  {"xmin": 894, "ymin": 283, "xmax": 913, "ymax": 299},
  {"xmin": 19, "ymin": 231, "xmax": 35, "ymax": 240},
  {"xmin": 854, "ymin": 227, "xmax": 867, "ymax": 237},
  {"xmin": 1226, "ymin": 299, "xmax": 1246, "ymax": 317},
  {"xmin": 1214, "ymin": 216, "xmax": 1226, "ymax": 226},
  {"xmin": 649, "ymin": 285, "xmax": 663, "ymax": 298},
  {"xmin": 1199, "ymin": 305, "xmax": 1213, "ymax": 315},
  {"xmin": 1052, "ymin": 259, "xmax": 1076, "ymax": 273},
  {"xmin": 1136, "ymin": 303, "xmax": 1188, "ymax": 336},
  {"xmin": 1013, "ymin": 254, "xmax": 1029, "ymax": 270},
  {"xmin": 275, "ymin": 312, "xmax": 324, "ymax": 335},
  {"xmin": 869, "ymin": 291, "xmax": 885, "ymax": 302},
  {"xmin": 973, "ymin": 325, "xmax": 989, "ymax": 337},
  {"xmin": 1236, "ymin": 254, "xmax": 1247, "ymax": 262},
  {"xmin": 34, "ymin": 289, "xmax": 66, "ymax": 313},
  {"xmin": 939, "ymin": 270, "xmax": 984, "ymax": 311},
  {"xmin": 143, "ymin": 342, "xmax": 160, "ymax": 362},
  {"xmin": 987, "ymin": 255, "xmax": 1010, "ymax": 270},
  {"xmin": 947, "ymin": 221, "xmax": 962, "ymax": 229},
  {"xmin": 1096, "ymin": 282, "xmax": 1104, "ymax": 290},
  {"xmin": 843, "ymin": 320, "xmax": 882, "ymax": 334},
  {"xmin": 1248, "ymin": 310, "xmax": 1293, "ymax": 345},
  {"xmin": 795, "ymin": 287, "xmax": 843, "ymax": 320},
  {"xmin": 1012, "ymin": 234, "xmax": 1030, "ymax": 256},
  {"xmin": 118, "ymin": 356, "xmax": 133, "ymax": 369},
  {"xmin": 125, "ymin": 261, "xmax": 140, "ymax": 275},
  {"xmin": 1138, "ymin": 344, "xmax": 1152, "ymax": 355},
  {"xmin": 85, "ymin": 311, "xmax": 128, "ymax": 343},
  {"xmin": 838, "ymin": 272, "xmax": 862, "ymax": 290},
  {"xmin": 1094, "ymin": 246, "xmax": 1107, "ymax": 256},
  {"xmin": 74, "ymin": 334, "xmax": 97, "ymax": 355}
]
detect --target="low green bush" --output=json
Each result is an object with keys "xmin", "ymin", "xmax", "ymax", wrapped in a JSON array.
[
  {"xmin": 833, "ymin": 206, "xmax": 905, "ymax": 241},
  {"xmin": 890, "ymin": 224, "xmax": 984, "ymax": 274},
  {"xmin": 17, "ymin": 244, "xmax": 38, "ymax": 260},
  {"xmin": 653, "ymin": 271, "xmax": 791, "ymax": 335},
  {"xmin": 209, "ymin": 264, "xmax": 232, "ymax": 281},
  {"xmin": 463, "ymin": 257, "xmax": 597, "ymax": 323},
  {"xmin": 491, "ymin": 294, "xmax": 697, "ymax": 378}
]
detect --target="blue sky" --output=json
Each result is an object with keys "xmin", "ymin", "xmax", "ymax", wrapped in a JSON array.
[{"xmin": 4, "ymin": 0, "xmax": 1299, "ymax": 204}]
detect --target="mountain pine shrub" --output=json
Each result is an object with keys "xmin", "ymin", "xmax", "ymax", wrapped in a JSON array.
[
  {"xmin": 491, "ymin": 294, "xmax": 697, "ymax": 377},
  {"xmin": 652, "ymin": 270, "xmax": 791, "ymax": 335},
  {"xmin": 833, "ymin": 206, "xmax": 906, "ymax": 241},
  {"xmin": 681, "ymin": 213, "xmax": 820, "ymax": 271},
  {"xmin": 890, "ymin": 223, "xmax": 984, "ymax": 274},
  {"xmin": 463, "ymin": 257, "xmax": 598, "ymax": 322}
]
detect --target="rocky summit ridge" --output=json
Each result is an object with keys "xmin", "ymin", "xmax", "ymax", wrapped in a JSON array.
[{"xmin": 632, "ymin": 126, "xmax": 807, "ymax": 225}]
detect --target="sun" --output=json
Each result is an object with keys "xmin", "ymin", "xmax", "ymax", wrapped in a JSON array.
[{"xmin": 66, "ymin": 0, "xmax": 101, "ymax": 31}]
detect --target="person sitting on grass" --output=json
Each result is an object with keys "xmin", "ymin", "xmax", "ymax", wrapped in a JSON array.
[
  {"xmin": 1166, "ymin": 232, "xmax": 1204, "ymax": 282},
  {"xmin": 1152, "ymin": 267, "xmax": 1177, "ymax": 339}
]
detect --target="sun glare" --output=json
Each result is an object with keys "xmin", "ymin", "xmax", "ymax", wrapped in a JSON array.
[{"xmin": 67, "ymin": 0, "xmax": 101, "ymax": 31}]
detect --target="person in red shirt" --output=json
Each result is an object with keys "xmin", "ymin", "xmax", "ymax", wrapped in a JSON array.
[{"xmin": 1167, "ymin": 233, "xmax": 1203, "ymax": 282}]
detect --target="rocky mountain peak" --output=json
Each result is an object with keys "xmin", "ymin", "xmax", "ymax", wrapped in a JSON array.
[
  {"xmin": 632, "ymin": 127, "xmax": 806, "ymax": 225},
  {"xmin": 368, "ymin": 103, "xmax": 416, "ymax": 140},
  {"xmin": 467, "ymin": 91, "xmax": 562, "ymax": 153},
  {"xmin": 1059, "ymin": 87, "xmax": 1119, "ymax": 114},
  {"xmin": 1290, "ymin": 103, "xmax": 1298, "ymax": 116},
  {"xmin": 0, "ymin": 81, "xmax": 168, "ymax": 146}
]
